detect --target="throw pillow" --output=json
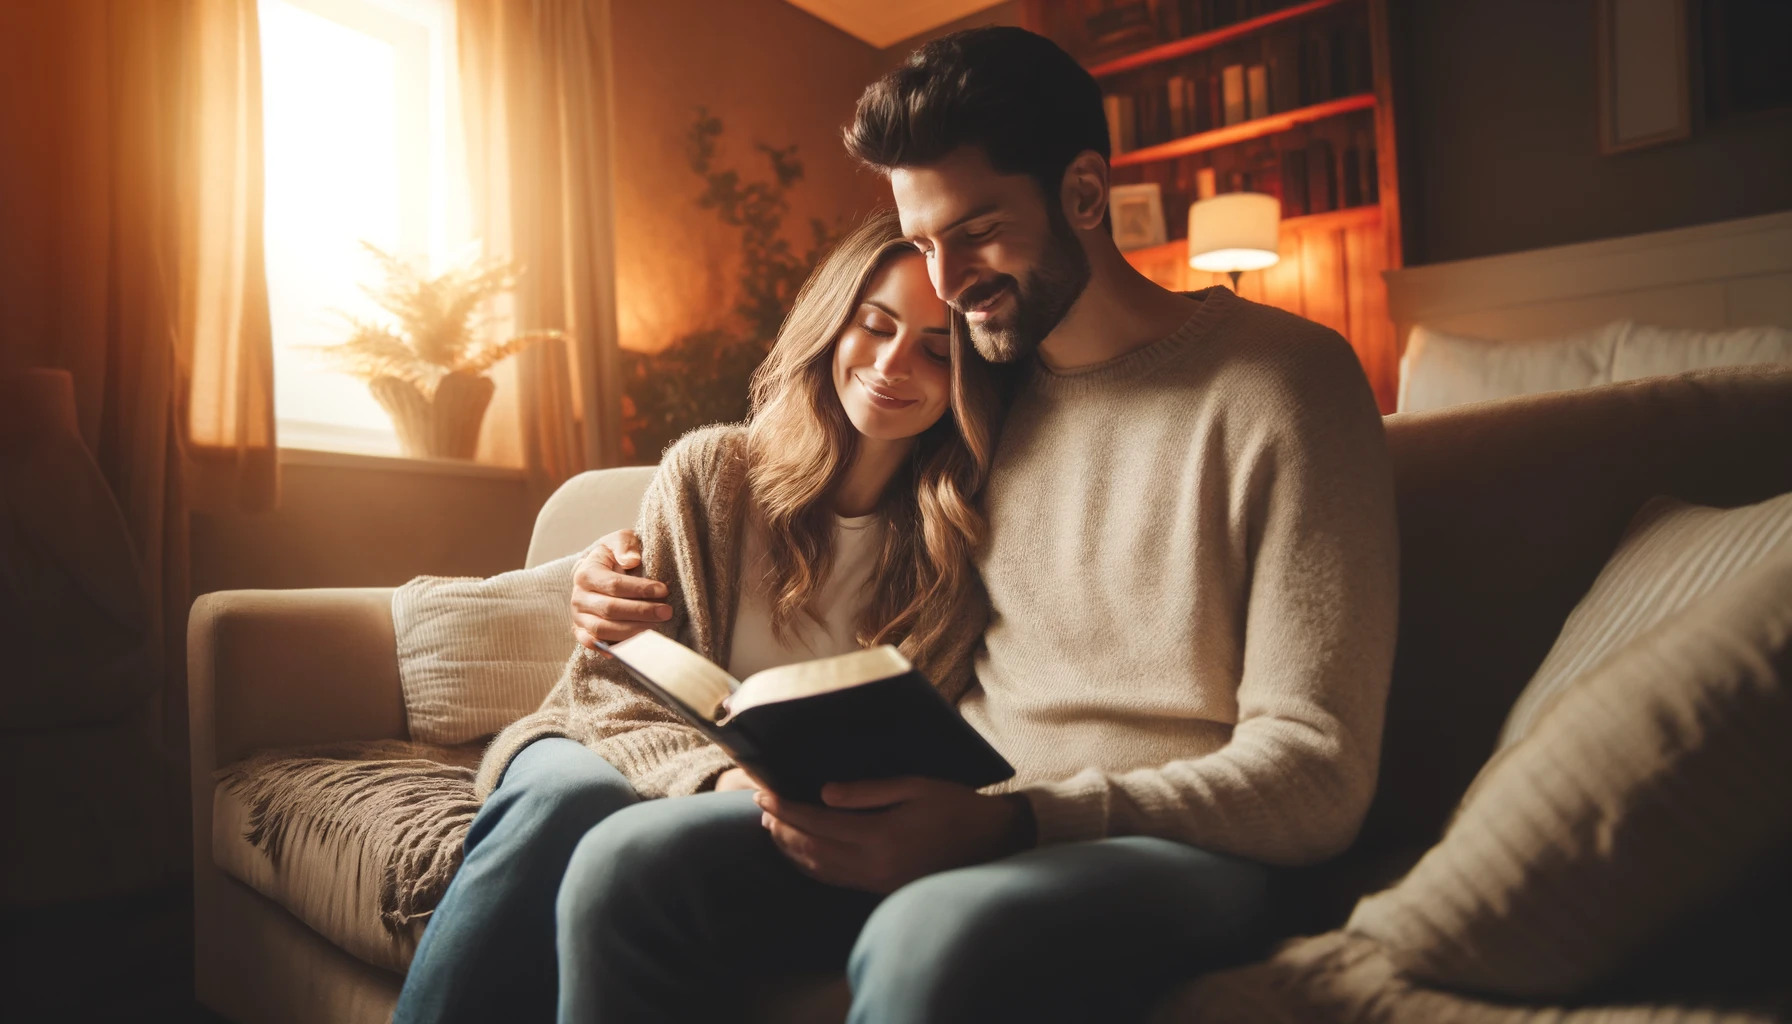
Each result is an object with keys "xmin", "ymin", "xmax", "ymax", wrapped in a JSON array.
[
  {"xmin": 394, "ymin": 553, "xmax": 581, "ymax": 745},
  {"xmin": 1397, "ymin": 321, "xmax": 1625, "ymax": 413},
  {"xmin": 1611, "ymin": 323, "xmax": 1792, "ymax": 384},
  {"xmin": 1345, "ymin": 541, "xmax": 1792, "ymax": 998},
  {"xmin": 1498, "ymin": 490, "xmax": 1792, "ymax": 750}
]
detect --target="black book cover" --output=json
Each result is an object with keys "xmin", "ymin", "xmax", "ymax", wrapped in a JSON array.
[{"xmin": 597, "ymin": 638, "xmax": 1015, "ymax": 804}]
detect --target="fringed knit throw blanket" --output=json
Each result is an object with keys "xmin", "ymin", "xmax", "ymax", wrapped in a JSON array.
[{"xmin": 214, "ymin": 739, "xmax": 481, "ymax": 934}]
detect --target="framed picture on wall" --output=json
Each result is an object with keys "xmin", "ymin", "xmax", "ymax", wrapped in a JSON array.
[
  {"xmin": 1110, "ymin": 182, "xmax": 1167, "ymax": 251},
  {"xmin": 1596, "ymin": 0, "xmax": 1692, "ymax": 154}
]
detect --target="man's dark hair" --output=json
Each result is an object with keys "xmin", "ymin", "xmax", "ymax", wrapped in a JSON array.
[{"xmin": 844, "ymin": 27, "xmax": 1109, "ymax": 203}]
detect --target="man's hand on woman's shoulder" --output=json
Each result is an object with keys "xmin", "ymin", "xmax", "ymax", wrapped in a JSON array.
[{"xmin": 570, "ymin": 528, "xmax": 674, "ymax": 649}]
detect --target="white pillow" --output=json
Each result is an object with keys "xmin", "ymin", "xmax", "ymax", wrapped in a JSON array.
[
  {"xmin": 393, "ymin": 554, "xmax": 580, "ymax": 745},
  {"xmin": 1611, "ymin": 322, "xmax": 1792, "ymax": 383},
  {"xmin": 1397, "ymin": 322, "xmax": 1626, "ymax": 413},
  {"xmin": 1497, "ymin": 490, "xmax": 1792, "ymax": 750}
]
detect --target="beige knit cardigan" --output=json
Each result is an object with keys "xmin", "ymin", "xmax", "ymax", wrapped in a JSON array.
[
  {"xmin": 474, "ymin": 423, "xmax": 987, "ymax": 801},
  {"xmin": 215, "ymin": 424, "xmax": 984, "ymax": 935}
]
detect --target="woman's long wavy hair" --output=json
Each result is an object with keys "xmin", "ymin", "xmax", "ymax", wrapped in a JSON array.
[{"xmin": 744, "ymin": 208, "xmax": 1007, "ymax": 676}]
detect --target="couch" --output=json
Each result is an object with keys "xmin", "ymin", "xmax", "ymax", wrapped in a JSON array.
[{"xmin": 190, "ymin": 366, "xmax": 1792, "ymax": 1024}]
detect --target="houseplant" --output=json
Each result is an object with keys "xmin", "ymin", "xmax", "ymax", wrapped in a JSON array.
[
  {"xmin": 316, "ymin": 243, "xmax": 563, "ymax": 460},
  {"xmin": 621, "ymin": 109, "xmax": 839, "ymax": 463}
]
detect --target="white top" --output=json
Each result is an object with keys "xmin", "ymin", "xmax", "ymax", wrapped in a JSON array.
[{"xmin": 726, "ymin": 512, "xmax": 883, "ymax": 681}]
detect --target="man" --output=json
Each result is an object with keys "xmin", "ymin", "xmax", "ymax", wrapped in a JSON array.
[{"xmin": 560, "ymin": 26, "xmax": 1397, "ymax": 1022}]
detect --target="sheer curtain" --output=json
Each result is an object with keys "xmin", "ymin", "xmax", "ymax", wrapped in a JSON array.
[
  {"xmin": 178, "ymin": 0, "xmax": 280, "ymax": 511},
  {"xmin": 457, "ymin": 0, "xmax": 626, "ymax": 484},
  {"xmin": 0, "ymin": 0, "xmax": 276, "ymax": 884}
]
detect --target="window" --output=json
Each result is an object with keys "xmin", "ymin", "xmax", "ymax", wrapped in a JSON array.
[{"xmin": 259, "ymin": 0, "xmax": 464, "ymax": 455}]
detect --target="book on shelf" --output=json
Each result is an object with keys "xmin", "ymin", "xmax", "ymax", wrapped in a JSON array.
[
  {"xmin": 1139, "ymin": 86, "xmax": 1165, "ymax": 148},
  {"xmin": 594, "ymin": 630, "xmax": 1015, "ymax": 803},
  {"xmin": 1266, "ymin": 31, "xmax": 1300, "ymax": 113},
  {"xmin": 1167, "ymin": 75, "xmax": 1189, "ymax": 138},
  {"xmin": 1195, "ymin": 165, "xmax": 1217, "ymax": 199},
  {"xmin": 1195, "ymin": 72, "xmax": 1219, "ymax": 133},
  {"xmin": 1221, "ymin": 64, "xmax": 1246, "ymax": 126},
  {"xmin": 1299, "ymin": 27, "xmax": 1330, "ymax": 107},
  {"xmin": 1341, "ymin": 131, "xmax": 1364, "ymax": 208},
  {"xmin": 1279, "ymin": 146, "xmax": 1309, "ymax": 218},
  {"xmin": 1171, "ymin": 0, "xmax": 1205, "ymax": 37},
  {"xmin": 1306, "ymin": 135, "xmax": 1336, "ymax": 214},
  {"xmin": 1327, "ymin": 24, "xmax": 1349, "ymax": 98},
  {"xmin": 1085, "ymin": 0, "xmax": 1157, "ymax": 51},
  {"xmin": 1103, "ymin": 93, "xmax": 1140, "ymax": 155},
  {"xmin": 1340, "ymin": 128, "xmax": 1378, "ymax": 207},
  {"xmin": 1247, "ymin": 64, "xmax": 1269, "ymax": 120}
]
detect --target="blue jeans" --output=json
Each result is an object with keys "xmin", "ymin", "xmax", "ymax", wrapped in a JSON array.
[
  {"xmin": 555, "ymin": 790, "xmax": 1272, "ymax": 1024},
  {"xmin": 393, "ymin": 738, "xmax": 638, "ymax": 1024}
]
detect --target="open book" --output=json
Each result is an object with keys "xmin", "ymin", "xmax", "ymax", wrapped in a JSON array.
[{"xmin": 595, "ymin": 631, "xmax": 1014, "ymax": 802}]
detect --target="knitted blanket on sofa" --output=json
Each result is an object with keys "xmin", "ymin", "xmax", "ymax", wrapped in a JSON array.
[{"xmin": 215, "ymin": 740, "xmax": 480, "ymax": 935}]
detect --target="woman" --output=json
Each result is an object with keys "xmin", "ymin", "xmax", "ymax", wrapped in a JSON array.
[{"xmin": 393, "ymin": 209, "xmax": 1007, "ymax": 1023}]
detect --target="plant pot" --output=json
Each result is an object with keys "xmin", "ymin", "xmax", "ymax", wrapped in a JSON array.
[{"xmin": 369, "ymin": 371, "xmax": 496, "ymax": 460}]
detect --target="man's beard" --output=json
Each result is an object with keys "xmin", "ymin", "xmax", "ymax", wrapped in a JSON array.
[{"xmin": 955, "ymin": 214, "xmax": 1091, "ymax": 364}]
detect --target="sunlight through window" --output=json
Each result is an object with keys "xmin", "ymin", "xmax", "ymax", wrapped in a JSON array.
[{"xmin": 260, "ymin": 0, "xmax": 461, "ymax": 455}]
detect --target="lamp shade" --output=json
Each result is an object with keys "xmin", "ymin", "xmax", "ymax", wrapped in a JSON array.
[{"xmin": 1187, "ymin": 192, "xmax": 1280, "ymax": 273}]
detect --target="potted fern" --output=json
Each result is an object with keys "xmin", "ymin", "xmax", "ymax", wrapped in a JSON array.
[{"xmin": 316, "ymin": 243, "xmax": 563, "ymax": 460}]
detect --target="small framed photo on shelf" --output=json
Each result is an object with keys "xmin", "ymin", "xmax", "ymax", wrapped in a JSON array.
[{"xmin": 1109, "ymin": 182, "xmax": 1167, "ymax": 251}]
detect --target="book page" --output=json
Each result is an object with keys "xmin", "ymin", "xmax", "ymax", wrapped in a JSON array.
[
  {"xmin": 607, "ymin": 630, "xmax": 738, "ymax": 721},
  {"xmin": 730, "ymin": 645, "xmax": 911, "ymax": 717}
]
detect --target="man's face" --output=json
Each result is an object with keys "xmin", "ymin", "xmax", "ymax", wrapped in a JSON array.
[{"xmin": 890, "ymin": 146, "xmax": 1091, "ymax": 364}]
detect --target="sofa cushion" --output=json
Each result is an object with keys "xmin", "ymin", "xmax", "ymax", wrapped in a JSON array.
[
  {"xmin": 1497, "ymin": 490, "xmax": 1792, "ymax": 750},
  {"xmin": 213, "ymin": 740, "xmax": 481, "ymax": 974},
  {"xmin": 1397, "ymin": 322, "xmax": 1623, "ymax": 413},
  {"xmin": 1612, "ymin": 323, "xmax": 1792, "ymax": 384},
  {"xmin": 1345, "ymin": 543, "xmax": 1792, "ymax": 998},
  {"xmin": 1153, "ymin": 931, "xmax": 1791, "ymax": 1024},
  {"xmin": 394, "ymin": 554, "xmax": 581, "ymax": 745},
  {"xmin": 1362, "ymin": 367, "xmax": 1792, "ymax": 857}
]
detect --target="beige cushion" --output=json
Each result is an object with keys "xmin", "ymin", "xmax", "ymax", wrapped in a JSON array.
[
  {"xmin": 1498, "ymin": 491, "xmax": 1792, "ymax": 749},
  {"xmin": 1397, "ymin": 322, "xmax": 1624, "ymax": 413},
  {"xmin": 1397, "ymin": 321, "xmax": 1792, "ymax": 414},
  {"xmin": 394, "ymin": 554, "xmax": 580, "ymax": 745},
  {"xmin": 1155, "ymin": 931, "xmax": 1789, "ymax": 1024},
  {"xmin": 214, "ymin": 772, "xmax": 424, "ymax": 975},
  {"xmin": 1612, "ymin": 323, "xmax": 1792, "ymax": 384},
  {"xmin": 1345, "ymin": 542, "xmax": 1792, "ymax": 998}
]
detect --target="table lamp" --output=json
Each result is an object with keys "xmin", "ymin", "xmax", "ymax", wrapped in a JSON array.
[{"xmin": 1187, "ymin": 192, "xmax": 1280, "ymax": 290}]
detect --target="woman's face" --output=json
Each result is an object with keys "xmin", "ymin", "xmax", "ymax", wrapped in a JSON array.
[{"xmin": 832, "ymin": 252, "xmax": 953, "ymax": 442}]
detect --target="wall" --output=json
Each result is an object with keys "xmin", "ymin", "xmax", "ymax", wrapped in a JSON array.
[
  {"xmin": 610, "ymin": 0, "xmax": 889, "ymax": 356},
  {"xmin": 877, "ymin": 1, "xmax": 1023, "ymax": 71},
  {"xmin": 189, "ymin": 458, "xmax": 538, "ymax": 595},
  {"xmin": 1393, "ymin": 0, "xmax": 1792, "ymax": 265}
]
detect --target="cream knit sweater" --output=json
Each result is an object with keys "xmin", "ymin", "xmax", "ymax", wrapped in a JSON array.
[{"xmin": 969, "ymin": 286, "xmax": 1399, "ymax": 866}]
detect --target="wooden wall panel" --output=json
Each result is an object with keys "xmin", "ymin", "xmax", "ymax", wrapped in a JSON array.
[
  {"xmin": 1345, "ymin": 219, "xmax": 1397, "ymax": 410},
  {"xmin": 1122, "ymin": 205, "xmax": 1397, "ymax": 411},
  {"xmin": 1299, "ymin": 228, "xmax": 1349, "ymax": 338}
]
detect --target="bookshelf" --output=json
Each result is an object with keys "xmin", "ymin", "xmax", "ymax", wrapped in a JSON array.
[
  {"xmin": 1021, "ymin": 0, "xmax": 1403, "ymax": 410},
  {"xmin": 1110, "ymin": 92, "xmax": 1373, "ymax": 166}
]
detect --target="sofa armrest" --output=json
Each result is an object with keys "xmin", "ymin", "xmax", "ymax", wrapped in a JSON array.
[{"xmin": 188, "ymin": 588, "xmax": 406, "ymax": 774}]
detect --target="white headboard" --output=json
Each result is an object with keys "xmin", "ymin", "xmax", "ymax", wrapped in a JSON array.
[{"xmin": 1383, "ymin": 209, "xmax": 1792, "ymax": 357}]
